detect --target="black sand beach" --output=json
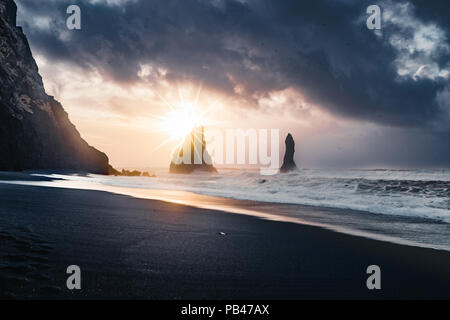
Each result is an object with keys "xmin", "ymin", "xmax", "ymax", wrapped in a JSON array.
[{"xmin": 1, "ymin": 180, "xmax": 450, "ymax": 300}]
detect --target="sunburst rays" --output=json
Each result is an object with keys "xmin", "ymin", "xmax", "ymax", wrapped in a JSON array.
[{"xmin": 148, "ymin": 82, "xmax": 222, "ymax": 154}]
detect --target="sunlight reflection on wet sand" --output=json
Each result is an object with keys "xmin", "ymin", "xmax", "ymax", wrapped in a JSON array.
[{"xmin": 0, "ymin": 177, "xmax": 440, "ymax": 251}]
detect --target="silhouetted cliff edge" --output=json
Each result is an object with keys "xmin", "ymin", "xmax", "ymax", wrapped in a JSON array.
[{"xmin": 0, "ymin": 0, "xmax": 109, "ymax": 174}]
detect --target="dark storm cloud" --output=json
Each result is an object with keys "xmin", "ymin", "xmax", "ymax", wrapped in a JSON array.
[{"xmin": 15, "ymin": 0, "xmax": 450, "ymax": 129}]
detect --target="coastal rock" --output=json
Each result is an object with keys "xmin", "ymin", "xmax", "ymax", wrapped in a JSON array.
[
  {"xmin": 107, "ymin": 165, "xmax": 156, "ymax": 177},
  {"xmin": 142, "ymin": 171, "xmax": 156, "ymax": 178},
  {"xmin": 280, "ymin": 133, "xmax": 297, "ymax": 173},
  {"xmin": 0, "ymin": 0, "xmax": 109, "ymax": 174},
  {"xmin": 170, "ymin": 126, "xmax": 217, "ymax": 174},
  {"xmin": 108, "ymin": 165, "xmax": 121, "ymax": 176}
]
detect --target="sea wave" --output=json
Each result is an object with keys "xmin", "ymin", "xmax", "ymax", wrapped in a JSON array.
[{"xmin": 43, "ymin": 168, "xmax": 450, "ymax": 224}]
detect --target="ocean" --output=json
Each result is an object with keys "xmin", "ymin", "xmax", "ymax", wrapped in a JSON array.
[{"xmin": 5, "ymin": 168, "xmax": 450, "ymax": 251}]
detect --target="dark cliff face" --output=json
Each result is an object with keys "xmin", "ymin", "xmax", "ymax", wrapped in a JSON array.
[
  {"xmin": 0, "ymin": 0, "xmax": 109, "ymax": 174},
  {"xmin": 280, "ymin": 133, "xmax": 297, "ymax": 173}
]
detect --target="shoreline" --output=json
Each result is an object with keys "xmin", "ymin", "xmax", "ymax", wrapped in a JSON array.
[
  {"xmin": 1, "ymin": 180, "xmax": 450, "ymax": 299},
  {"xmin": 0, "ymin": 172, "xmax": 449, "ymax": 252}
]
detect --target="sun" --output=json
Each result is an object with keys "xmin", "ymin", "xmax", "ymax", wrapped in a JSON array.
[
  {"xmin": 151, "ymin": 84, "xmax": 221, "ymax": 154},
  {"xmin": 160, "ymin": 102, "xmax": 204, "ymax": 140}
]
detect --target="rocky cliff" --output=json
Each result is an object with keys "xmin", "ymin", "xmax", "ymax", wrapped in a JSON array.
[
  {"xmin": 280, "ymin": 133, "xmax": 297, "ymax": 173},
  {"xmin": 0, "ymin": 0, "xmax": 109, "ymax": 174},
  {"xmin": 170, "ymin": 126, "xmax": 217, "ymax": 174}
]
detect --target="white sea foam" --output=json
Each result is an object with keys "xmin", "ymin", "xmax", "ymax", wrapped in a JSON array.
[{"xmin": 38, "ymin": 168, "xmax": 450, "ymax": 223}]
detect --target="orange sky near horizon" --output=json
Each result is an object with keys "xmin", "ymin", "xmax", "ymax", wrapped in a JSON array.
[{"xmin": 33, "ymin": 53, "xmax": 374, "ymax": 170}]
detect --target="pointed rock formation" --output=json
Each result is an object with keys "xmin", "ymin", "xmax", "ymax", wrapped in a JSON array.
[
  {"xmin": 170, "ymin": 126, "xmax": 217, "ymax": 174},
  {"xmin": 280, "ymin": 133, "xmax": 297, "ymax": 173},
  {"xmin": 0, "ymin": 0, "xmax": 109, "ymax": 174}
]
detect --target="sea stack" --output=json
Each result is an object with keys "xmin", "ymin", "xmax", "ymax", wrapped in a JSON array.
[
  {"xmin": 0, "ymin": 0, "xmax": 109, "ymax": 174},
  {"xmin": 280, "ymin": 133, "xmax": 297, "ymax": 173},
  {"xmin": 170, "ymin": 126, "xmax": 217, "ymax": 174}
]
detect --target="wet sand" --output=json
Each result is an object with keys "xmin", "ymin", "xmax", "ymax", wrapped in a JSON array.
[{"xmin": 1, "ymin": 179, "xmax": 450, "ymax": 299}]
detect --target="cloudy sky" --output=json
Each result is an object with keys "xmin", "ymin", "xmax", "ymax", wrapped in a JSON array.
[{"xmin": 14, "ymin": 0, "xmax": 450, "ymax": 168}]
